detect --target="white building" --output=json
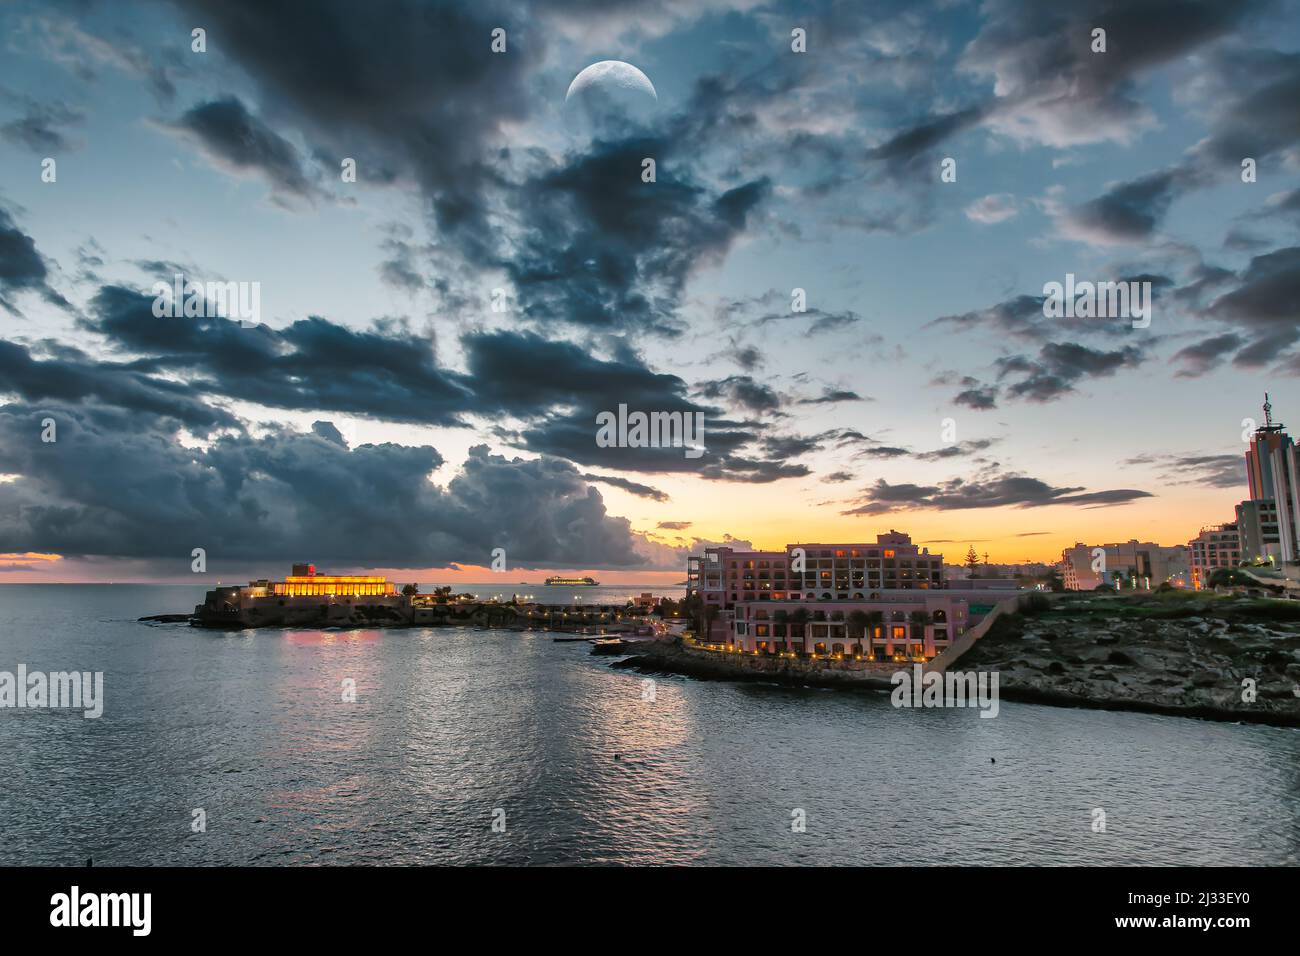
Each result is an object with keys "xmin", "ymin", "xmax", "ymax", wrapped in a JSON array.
[{"xmin": 1061, "ymin": 540, "xmax": 1190, "ymax": 591}]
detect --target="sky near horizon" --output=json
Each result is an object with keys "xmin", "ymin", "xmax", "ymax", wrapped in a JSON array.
[{"xmin": 1, "ymin": 0, "xmax": 1299, "ymax": 585}]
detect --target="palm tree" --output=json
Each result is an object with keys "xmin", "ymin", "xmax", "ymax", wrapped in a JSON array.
[
  {"xmin": 846, "ymin": 610, "xmax": 869, "ymax": 657},
  {"xmin": 702, "ymin": 604, "xmax": 719, "ymax": 643},
  {"xmin": 909, "ymin": 610, "xmax": 932, "ymax": 658},
  {"xmin": 865, "ymin": 610, "xmax": 884, "ymax": 659},
  {"xmin": 789, "ymin": 607, "xmax": 810, "ymax": 653},
  {"xmin": 773, "ymin": 609, "xmax": 789, "ymax": 651}
]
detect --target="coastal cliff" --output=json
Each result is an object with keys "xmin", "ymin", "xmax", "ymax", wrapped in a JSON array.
[
  {"xmin": 955, "ymin": 592, "xmax": 1300, "ymax": 725},
  {"xmin": 614, "ymin": 592, "xmax": 1300, "ymax": 727}
]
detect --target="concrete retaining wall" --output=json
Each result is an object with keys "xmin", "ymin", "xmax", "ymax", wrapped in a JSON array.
[{"xmin": 923, "ymin": 593, "xmax": 1026, "ymax": 674}]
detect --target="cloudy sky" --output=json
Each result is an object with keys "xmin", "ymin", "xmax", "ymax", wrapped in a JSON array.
[{"xmin": 1, "ymin": 0, "xmax": 1298, "ymax": 584}]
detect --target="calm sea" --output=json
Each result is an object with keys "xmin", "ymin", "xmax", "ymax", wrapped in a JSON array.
[{"xmin": 1, "ymin": 584, "xmax": 1297, "ymax": 865}]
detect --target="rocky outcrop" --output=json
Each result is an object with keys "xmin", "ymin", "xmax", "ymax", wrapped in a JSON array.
[
  {"xmin": 613, "ymin": 640, "xmax": 898, "ymax": 692},
  {"xmin": 955, "ymin": 597, "xmax": 1300, "ymax": 726},
  {"xmin": 187, "ymin": 600, "xmax": 522, "ymax": 629}
]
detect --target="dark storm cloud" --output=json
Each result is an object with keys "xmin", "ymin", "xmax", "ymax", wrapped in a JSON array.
[
  {"xmin": 508, "ymin": 409, "xmax": 810, "ymax": 484},
  {"xmin": 730, "ymin": 344, "xmax": 764, "ymax": 372},
  {"xmin": 757, "ymin": 306, "xmax": 864, "ymax": 337},
  {"xmin": 168, "ymin": 0, "xmax": 542, "ymax": 249},
  {"xmin": 504, "ymin": 137, "xmax": 770, "ymax": 336},
  {"xmin": 579, "ymin": 473, "xmax": 669, "ymax": 502},
  {"xmin": 852, "ymin": 0, "xmax": 1275, "ymax": 248},
  {"xmin": 162, "ymin": 6, "xmax": 773, "ymax": 342},
  {"xmin": 1195, "ymin": 246, "xmax": 1300, "ymax": 370},
  {"xmin": 931, "ymin": 275, "xmax": 1171, "ymax": 341},
  {"xmin": 0, "ymin": 87, "xmax": 84, "ymax": 152},
  {"xmin": 1233, "ymin": 331, "xmax": 1300, "ymax": 369},
  {"xmin": 798, "ymin": 388, "xmax": 866, "ymax": 405},
  {"xmin": 1188, "ymin": 49, "xmax": 1300, "ymax": 169},
  {"xmin": 1062, "ymin": 46, "xmax": 1300, "ymax": 244},
  {"xmin": 760, "ymin": 434, "xmax": 824, "ymax": 459},
  {"xmin": 182, "ymin": 8, "xmax": 776, "ymax": 358},
  {"xmin": 31, "ymin": 301, "xmax": 809, "ymax": 485},
  {"xmin": 82, "ymin": 286, "xmax": 475, "ymax": 426},
  {"xmin": 1122, "ymin": 452, "xmax": 1244, "ymax": 488},
  {"xmin": 1064, "ymin": 167, "xmax": 1206, "ymax": 245},
  {"xmin": 865, "ymin": 105, "xmax": 986, "ymax": 169},
  {"xmin": 377, "ymin": 224, "xmax": 431, "ymax": 292},
  {"xmin": 165, "ymin": 96, "xmax": 322, "ymax": 204},
  {"xmin": 914, "ymin": 439, "xmax": 997, "ymax": 461},
  {"xmin": 696, "ymin": 375, "xmax": 782, "ymax": 415},
  {"xmin": 843, "ymin": 473, "xmax": 1152, "ymax": 516},
  {"xmin": 856, "ymin": 446, "xmax": 910, "ymax": 460},
  {"xmin": 871, "ymin": 0, "xmax": 1259, "ymax": 167},
  {"xmin": 994, "ymin": 342, "xmax": 1146, "ymax": 402},
  {"xmin": 952, "ymin": 384, "xmax": 999, "ymax": 410},
  {"xmin": 459, "ymin": 331, "xmax": 805, "ymax": 482},
  {"xmin": 0, "ymin": 207, "xmax": 70, "ymax": 314},
  {"xmin": 1204, "ymin": 247, "xmax": 1300, "ymax": 331},
  {"xmin": 1169, "ymin": 262, "xmax": 1235, "ymax": 310},
  {"xmin": 0, "ymin": 400, "xmax": 647, "ymax": 569},
  {"xmin": 1170, "ymin": 332, "xmax": 1245, "ymax": 377},
  {"xmin": 0, "ymin": 339, "xmax": 236, "ymax": 431},
  {"xmin": 1223, "ymin": 228, "xmax": 1271, "ymax": 253},
  {"xmin": 461, "ymin": 329, "xmax": 698, "ymax": 418},
  {"xmin": 928, "ymin": 294, "xmax": 1047, "ymax": 340}
]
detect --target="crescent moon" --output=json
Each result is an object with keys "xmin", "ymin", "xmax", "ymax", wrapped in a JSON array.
[{"xmin": 565, "ymin": 60, "xmax": 658, "ymax": 103}]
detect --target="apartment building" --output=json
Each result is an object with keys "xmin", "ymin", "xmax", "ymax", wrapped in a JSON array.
[{"xmin": 1188, "ymin": 523, "xmax": 1242, "ymax": 589}]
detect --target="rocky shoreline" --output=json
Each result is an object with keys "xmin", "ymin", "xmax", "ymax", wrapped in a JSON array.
[{"xmin": 613, "ymin": 592, "xmax": 1300, "ymax": 728}]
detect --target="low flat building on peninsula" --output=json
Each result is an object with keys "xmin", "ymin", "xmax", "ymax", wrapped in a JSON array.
[{"xmin": 194, "ymin": 563, "xmax": 407, "ymax": 627}]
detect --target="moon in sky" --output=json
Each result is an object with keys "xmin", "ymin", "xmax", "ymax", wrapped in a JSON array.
[
  {"xmin": 565, "ymin": 60, "xmax": 658, "ymax": 105},
  {"xmin": 561, "ymin": 61, "xmax": 655, "ymax": 132}
]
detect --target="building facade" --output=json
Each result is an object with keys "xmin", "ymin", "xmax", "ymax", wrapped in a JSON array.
[
  {"xmin": 731, "ymin": 593, "xmax": 970, "ymax": 660},
  {"xmin": 685, "ymin": 532, "xmax": 998, "ymax": 659},
  {"xmin": 1061, "ymin": 540, "xmax": 1190, "ymax": 591},
  {"xmin": 1187, "ymin": 523, "xmax": 1241, "ymax": 589}
]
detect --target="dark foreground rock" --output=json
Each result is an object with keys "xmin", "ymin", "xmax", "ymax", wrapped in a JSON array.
[
  {"xmin": 612, "ymin": 640, "xmax": 897, "ymax": 693},
  {"xmin": 956, "ymin": 593, "xmax": 1300, "ymax": 726}
]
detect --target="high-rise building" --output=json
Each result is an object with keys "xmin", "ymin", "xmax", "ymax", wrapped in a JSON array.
[{"xmin": 1239, "ymin": 394, "xmax": 1299, "ymax": 563}]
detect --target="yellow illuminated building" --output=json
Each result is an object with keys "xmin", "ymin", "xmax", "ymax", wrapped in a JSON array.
[{"xmin": 271, "ymin": 572, "xmax": 396, "ymax": 598}]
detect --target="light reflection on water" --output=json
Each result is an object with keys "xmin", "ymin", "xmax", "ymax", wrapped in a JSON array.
[{"xmin": 0, "ymin": 585, "xmax": 1297, "ymax": 865}]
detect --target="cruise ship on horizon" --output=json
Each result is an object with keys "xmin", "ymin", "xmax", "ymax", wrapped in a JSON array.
[{"xmin": 544, "ymin": 576, "xmax": 599, "ymax": 586}]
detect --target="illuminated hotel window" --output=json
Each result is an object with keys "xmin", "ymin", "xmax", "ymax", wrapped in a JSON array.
[{"xmin": 883, "ymin": 549, "xmax": 895, "ymax": 558}]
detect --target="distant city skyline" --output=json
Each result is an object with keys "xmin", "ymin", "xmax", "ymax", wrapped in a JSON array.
[{"xmin": 2, "ymin": 0, "xmax": 1299, "ymax": 583}]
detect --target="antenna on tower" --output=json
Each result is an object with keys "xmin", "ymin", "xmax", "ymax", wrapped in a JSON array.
[{"xmin": 1264, "ymin": 392, "xmax": 1273, "ymax": 427}]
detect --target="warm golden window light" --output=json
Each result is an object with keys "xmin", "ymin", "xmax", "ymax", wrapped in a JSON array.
[{"xmin": 270, "ymin": 572, "xmax": 397, "ymax": 597}]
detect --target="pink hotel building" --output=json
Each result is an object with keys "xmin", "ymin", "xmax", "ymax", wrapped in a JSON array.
[{"xmin": 686, "ymin": 531, "xmax": 994, "ymax": 661}]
